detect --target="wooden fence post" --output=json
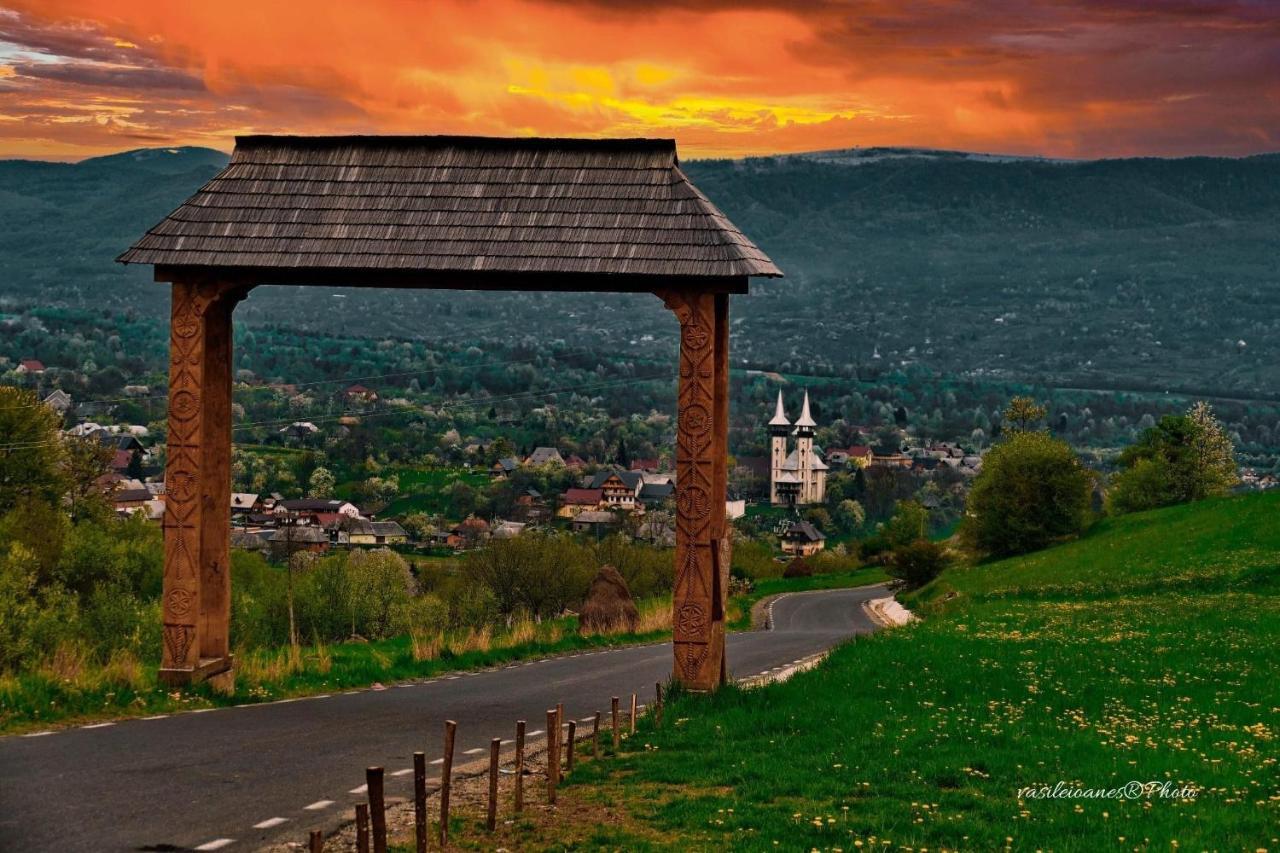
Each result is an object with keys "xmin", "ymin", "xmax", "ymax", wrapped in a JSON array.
[
  {"xmin": 515, "ymin": 720, "xmax": 526, "ymax": 813},
  {"xmin": 439, "ymin": 719, "xmax": 456, "ymax": 848},
  {"xmin": 355, "ymin": 803, "xmax": 369, "ymax": 853},
  {"xmin": 413, "ymin": 751, "xmax": 427, "ymax": 853},
  {"xmin": 366, "ymin": 766, "xmax": 386, "ymax": 853},
  {"xmin": 655, "ymin": 682, "xmax": 664, "ymax": 724},
  {"xmin": 611, "ymin": 697, "xmax": 620, "ymax": 751},
  {"xmin": 593, "ymin": 711, "xmax": 601, "ymax": 757},
  {"xmin": 309, "ymin": 829, "xmax": 324, "ymax": 852},
  {"xmin": 566, "ymin": 721, "xmax": 577, "ymax": 773},
  {"xmin": 487, "ymin": 738, "xmax": 501, "ymax": 831},
  {"xmin": 546, "ymin": 709, "xmax": 559, "ymax": 804},
  {"xmin": 630, "ymin": 693, "xmax": 638, "ymax": 735},
  {"xmin": 555, "ymin": 702, "xmax": 564, "ymax": 772}
]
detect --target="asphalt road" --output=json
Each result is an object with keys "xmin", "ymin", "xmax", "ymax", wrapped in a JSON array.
[{"xmin": 0, "ymin": 584, "xmax": 886, "ymax": 852}]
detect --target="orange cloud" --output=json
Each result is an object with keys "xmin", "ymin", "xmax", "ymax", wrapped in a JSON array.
[{"xmin": 0, "ymin": 0, "xmax": 1276, "ymax": 160}]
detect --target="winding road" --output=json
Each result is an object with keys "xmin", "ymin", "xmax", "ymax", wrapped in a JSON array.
[{"xmin": 0, "ymin": 584, "xmax": 886, "ymax": 852}]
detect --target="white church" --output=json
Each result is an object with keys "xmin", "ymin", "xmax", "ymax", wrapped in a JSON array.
[{"xmin": 769, "ymin": 390, "xmax": 828, "ymax": 506}]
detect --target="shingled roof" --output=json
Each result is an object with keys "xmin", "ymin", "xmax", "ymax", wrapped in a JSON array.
[{"xmin": 118, "ymin": 135, "xmax": 781, "ymax": 281}]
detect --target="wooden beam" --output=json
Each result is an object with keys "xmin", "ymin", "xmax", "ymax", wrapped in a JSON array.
[{"xmin": 152, "ymin": 265, "xmax": 751, "ymax": 295}]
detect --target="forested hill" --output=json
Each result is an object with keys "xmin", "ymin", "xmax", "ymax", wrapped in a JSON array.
[{"xmin": 2, "ymin": 145, "xmax": 1278, "ymax": 396}]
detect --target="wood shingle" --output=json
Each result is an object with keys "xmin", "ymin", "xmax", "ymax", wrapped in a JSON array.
[{"xmin": 118, "ymin": 135, "xmax": 781, "ymax": 281}]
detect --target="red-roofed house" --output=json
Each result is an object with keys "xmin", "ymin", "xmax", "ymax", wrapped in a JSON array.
[
  {"xmin": 557, "ymin": 487, "xmax": 603, "ymax": 518},
  {"xmin": 16, "ymin": 359, "xmax": 45, "ymax": 374},
  {"xmin": 343, "ymin": 384, "xmax": 378, "ymax": 402}
]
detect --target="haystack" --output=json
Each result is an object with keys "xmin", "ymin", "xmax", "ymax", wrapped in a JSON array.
[
  {"xmin": 579, "ymin": 565, "xmax": 639, "ymax": 635},
  {"xmin": 783, "ymin": 556, "xmax": 814, "ymax": 578}
]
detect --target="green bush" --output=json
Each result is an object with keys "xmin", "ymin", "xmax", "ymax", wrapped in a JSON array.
[
  {"xmin": 783, "ymin": 557, "xmax": 814, "ymax": 578},
  {"xmin": 961, "ymin": 431, "xmax": 1095, "ymax": 557},
  {"xmin": 887, "ymin": 539, "xmax": 951, "ymax": 589},
  {"xmin": 1108, "ymin": 404, "xmax": 1238, "ymax": 515},
  {"xmin": 732, "ymin": 539, "xmax": 783, "ymax": 580}
]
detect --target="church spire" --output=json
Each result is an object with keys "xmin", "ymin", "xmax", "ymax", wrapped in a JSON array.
[
  {"xmin": 768, "ymin": 389, "xmax": 790, "ymax": 427},
  {"xmin": 795, "ymin": 390, "xmax": 816, "ymax": 428}
]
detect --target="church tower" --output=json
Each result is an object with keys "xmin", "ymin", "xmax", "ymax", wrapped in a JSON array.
[
  {"xmin": 768, "ymin": 390, "xmax": 791, "ymax": 505},
  {"xmin": 794, "ymin": 390, "xmax": 817, "ymax": 503}
]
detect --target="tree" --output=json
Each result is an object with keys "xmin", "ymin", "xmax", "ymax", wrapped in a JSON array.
[
  {"xmin": 0, "ymin": 386, "xmax": 66, "ymax": 515},
  {"xmin": 307, "ymin": 466, "xmax": 335, "ymax": 498},
  {"xmin": 1107, "ymin": 402, "xmax": 1238, "ymax": 514},
  {"xmin": 881, "ymin": 500, "xmax": 928, "ymax": 549},
  {"xmin": 836, "ymin": 499, "xmax": 866, "ymax": 533},
  {"xmin": 961, "ymin": 431, "xmax": 1094, "ymax": 557},
  {"xmin": 1002, "ymin": 396, "xmax": 1047, "ymax": 433},
  {"xmin": 60, "ymin": 435, "xmax": 112, "ymax": 524}
]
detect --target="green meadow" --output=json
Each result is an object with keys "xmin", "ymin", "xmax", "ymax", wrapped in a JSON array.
[{"xmin": 517, "ymin": 491, "xmax": 1280, "ymax": 851}]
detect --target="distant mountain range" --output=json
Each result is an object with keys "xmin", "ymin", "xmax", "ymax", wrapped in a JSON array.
[{"xmin": 2, "ymin": 144, "xmax": 1278, "ymax": 395}]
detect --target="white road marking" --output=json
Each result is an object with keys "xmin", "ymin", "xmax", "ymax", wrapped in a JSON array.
[
  {"xmin": 579, "ymin": 717, "xmax": 595, "ymax": 723},
  {"xmin": 349, "ymin": 784, "xmax": 368, "ymax": 794},
  {"xmin": 253, "ymin": 817, "xmax": 288, "ymax": 829},
  {"xmin": 142, "ymin": 714, "xmax": 168, "ymax": 720},
  {"xmin": 463, "ymin": 747, "xmax": 485, "ymax": 755},
  {"xmin": 527, "ymin": 729, "xmax": 544, "ymax": 737},
  {"xmin": 82, "ymin": 722, "xmax": 115, "ymax": 729},
  {"xmin": 429, "ymin": 758, "xmax": 444, "ymax": 765},
  {"xmin": 194, "ymin": 839, "xmax": 235, "ymax": 850},
  {"xmin": 191, "ymin": 708, "xmax": 218, "ymax": 714},
  {"xmin": 391, "ymin": 768, "xmax": 414, "ymax": 777},
  {"xmin": 22, "ymin": 731, "xmax": 53, "ymax": 737},
  {"xmin": 313, "ymin": 694, "xmax": 331, "ymax": 699},
  {"xmin": 304, "ymin": 800, "xmax": 334, "ymax": 810}
]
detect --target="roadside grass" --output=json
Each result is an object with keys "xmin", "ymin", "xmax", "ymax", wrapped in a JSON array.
[
  {"xmin": 0, "ymin": 570, "xmax": 884, "ymax": 735},
  {"xmin": 503, "ymin": 491, "xmax": 1280, "ymax": 850},
  {"xmin": 729, "ymin": 566, "xmax": 889, "ymax": 630}
]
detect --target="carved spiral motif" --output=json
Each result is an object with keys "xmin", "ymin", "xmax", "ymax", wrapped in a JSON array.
[
  {"xmin": 677, "ymin": 484, "xmax": 711, "ymax": 520},
  {"xmin": 173, "ymin": 301, "xmax": 201, "ymax": 339},
  {"xmin": 683, "ymin": 323, "xmax": 710, "ymax": 351},
  {"xmin": 677, "ymin": 603, "xmax": 707, "ymax": 635},
  {"xmin": 679, "ymin": 403, "xmax": 711, "ymax": 437},
  {"xmin": 165, "ymin": 587, "xmax": 194, "ymax": 618},
  {"xmin": 170, "ymin": 389, "xmax": 200, "ymax": 421}
]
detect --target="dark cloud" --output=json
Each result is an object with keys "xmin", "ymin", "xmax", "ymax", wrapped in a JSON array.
[{"xmin": 12, "ymin": 60, "xmax": 205, "ymax": 91}]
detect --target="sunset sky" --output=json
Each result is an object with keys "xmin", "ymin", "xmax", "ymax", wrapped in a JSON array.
[{"xmin": 1, "ymin": 1, "xmax": 1277, "ymax": 161}]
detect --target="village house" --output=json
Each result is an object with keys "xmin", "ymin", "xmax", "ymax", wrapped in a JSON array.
[
  {"xmin": 275, "ymin": 498, "xmax": 362, "ymax": 518},
  {"xmin": 629, "ymin": 457, "xmax": 661, "ymax": 473},
  {"xmin": 15, "ymin": 358, "xmax": 45, "ymax": 375},
  {"xmin": 336, "ymin": 517, "xmax": 409, "ymax": 546},
  {"xmin": 573, "ymin": 510, "xmax": 618, "ymax": 533},
  {"xmin": 781, "ymin": 520, "xmax": 827, "ymax": 556},
  {"xmin": 279, "ymin": 421, "xmax": 319, "ymax": 440},
  {"xmin": 524, "ymin": 446, "xmax": 566, "ymax": 467},
  {"xmin": 343, "ymin": 384, "xmax": 378, "ymax": 403},
  {"xmin": 231, "ymin": 493, "xmax": 262, "ymax": 515},
  {"xmin": 267, "ymin": 525, "xmax": 330, "ymax": 558},
  {"xmin": 490, "ymin": 456, "xmax": 520, "ymax": 479},
  {"xmin": 870, "ymin": 452, "xmax": 914, "ymax": 469},
  {"xmin": 591, "ymin": 469, "xmax": 645, "ymax": 510},
  {"xmin": 558, "ymin": 487, "xmax": 604, "ymax": 517},
  {"xmin": 43, "ymin": 389, "xmax": 72, "ymax": 414},
  {"xmin": 492, "ymin": 520, "xmax": 527, "ymax": 539}
]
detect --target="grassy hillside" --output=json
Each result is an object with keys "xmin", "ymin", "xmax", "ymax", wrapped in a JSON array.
[
  {"xmin": 495, "ymin": 492, "xmax": 1280, "ymax": 851},
  {"xmin": 907, "ymin": 488, "xmax": 1280, "ymax": 605}
]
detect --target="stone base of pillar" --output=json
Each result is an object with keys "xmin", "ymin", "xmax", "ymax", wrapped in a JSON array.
[{"xmin": 158, "ymin": 654, "xmax": 235, "ymax": 689}]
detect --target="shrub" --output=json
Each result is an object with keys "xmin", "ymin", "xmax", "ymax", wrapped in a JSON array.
[
  {"xmin": 887, "ymin": 539, "xmax": 951, "ymax": 589},
  {"xmin": 961, "ymin": 431, "xmax": 1095, "ymax": 557},
  {"xmin": 1108, "ymin": 403, "xmax": 1238, "ymax": 515}
]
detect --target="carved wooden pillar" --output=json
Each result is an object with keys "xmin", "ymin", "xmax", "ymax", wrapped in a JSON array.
[
  {"xmin": 160, "ymin": 280, "xmax": 246, "ymax": 687},
  {"xmin": 659, "ymin": 289, "xmax": 730, "ymax": 690}
]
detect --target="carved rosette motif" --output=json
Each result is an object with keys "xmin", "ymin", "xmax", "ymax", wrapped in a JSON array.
[
  {"xmin": 161, "ymin": 282, "xmax": 218, "ymax": 670},
  {"xmin": 658, "ymin": 290, "xmax": 724, "ymax": 689}
]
